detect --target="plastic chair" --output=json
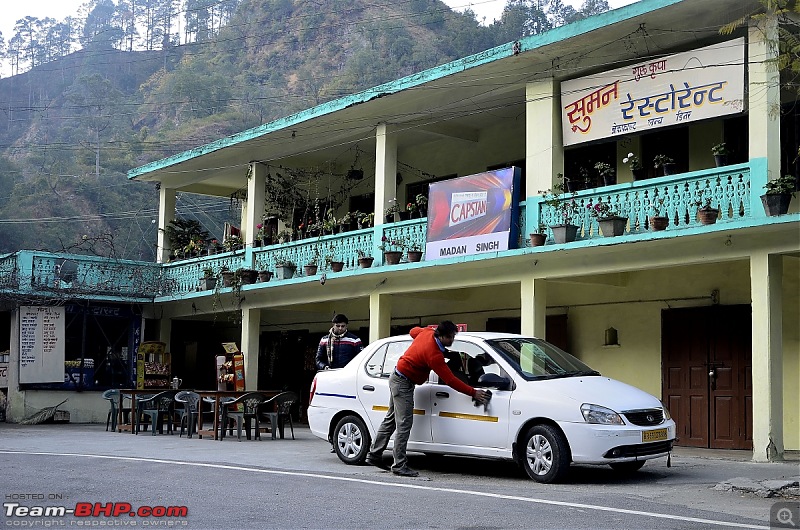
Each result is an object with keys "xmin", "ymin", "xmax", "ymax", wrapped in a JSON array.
[
  {"xmin": 174, "ymin": 391, "xmax": 202, "ymax": 438},
  {"xmin": 136, "ymin": 390, "xmax": 178, "ymax": 435},
  {"xmin": 274, "ymin": 391, "xmax": 298, "ymax": 440},
  {"xmin": 101, "ymin": 389, "xmax": 130, "ymax": 431},
  {"xmin": 219, "ymin": 392, "xmax": 268, "ymax": 441}
]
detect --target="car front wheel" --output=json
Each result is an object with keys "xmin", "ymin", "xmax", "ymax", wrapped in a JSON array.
[
  {"xmin": 333, "ymin": 415, "xmax": 370, "ymax": 465},
  {"xmin": 519, "ymin": 424, "xmax": 570, "ymax": 483}
]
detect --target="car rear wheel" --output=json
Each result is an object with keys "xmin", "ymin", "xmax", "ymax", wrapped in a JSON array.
[
  {"xmin": 519, "ymin": 424, "xmax": 570, "ymax": 483},
  {"xmin": 333, "ymin": 415, "xmax": 370, "ymax": 465},
  {"xmin": 609, "ymin": 460, "xmax": 646, "ymax": 473}
]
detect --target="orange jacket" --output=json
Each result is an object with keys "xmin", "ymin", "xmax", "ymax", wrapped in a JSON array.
[{"xmin": 395, "ymin": 327, "xmax": 476, "ymax": 397}]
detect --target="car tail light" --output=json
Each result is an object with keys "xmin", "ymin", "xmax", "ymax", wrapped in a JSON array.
[{"xmin": 309, "ymin": 377, "xmax": 317, "ymax": 404}]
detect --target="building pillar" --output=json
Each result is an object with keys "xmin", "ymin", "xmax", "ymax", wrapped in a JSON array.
[
  {"xmin": 750, "ymin": 252, "xmax": 783, "ymax": 461},
  {"xmin": 374, "ymin": 123, "xmax": 398, "ymax": 226},
  {"xmin": 157, "ymin": 187, "xmax": 176, "ymax": 263},
  {"xmin": 525, "ymin": 79, "xmax": 563, "ymax": 237},
  {"xmin": 520, "ymin": 277, "xmax": 547, "ymax": 338},
  {"xmin": 244, "ymin": 162, "xmax": 267, "ymax": 249},
  {"xmin": 241, "ymin": 308, "xmax": 261, "ymax": 391},
  {"xmin": 158, "ymin": 318, "xmax": 172, "ymax": 354},
  {"xmin": 6, "ymin": 308, "xmax": 23, "ymax": 422},
  {"xmin": 748, "ymin": 18, "xmax": 781, "ymax": 201},
  {"xmin": 368, "ymin": 292, "xmax": 392, "ymax": 344}
]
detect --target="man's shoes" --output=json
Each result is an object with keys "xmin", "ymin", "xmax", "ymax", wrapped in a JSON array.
[
  {"xmin": 365, "ymin": 454, "xmax": 390, "ymax": 471},
  {"xmin": 392, "ymin": 466, "xmax": 419, "ymax": 477}
]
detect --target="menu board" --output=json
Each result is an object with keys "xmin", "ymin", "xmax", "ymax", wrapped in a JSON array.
[{"xmin": 19, "ymin": 306, "xmax": 65, "ymax": 384}]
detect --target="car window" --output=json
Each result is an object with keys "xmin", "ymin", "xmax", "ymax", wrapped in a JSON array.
[
  {"xmin": 487, "ymin": 337, "xmax": 598, "ymax": 380},
  {"xmin": 365, "ymin": 340, "xmax": 412, "ymax": 378},
  {"xmin": 439, "ymin": 340, "xmax": 509, "ymax": 386}
]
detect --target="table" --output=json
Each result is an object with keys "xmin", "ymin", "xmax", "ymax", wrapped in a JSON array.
[
  {"xmin": 116, "ymin": 388, "xmax": 161, "ymax": 434},
  {"xmin": 196, "ymin": 390, "xmax": 281, "ymax": 440}
]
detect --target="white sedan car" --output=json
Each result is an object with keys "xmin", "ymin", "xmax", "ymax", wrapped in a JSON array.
[{"xmin": 307, "ymin": 332, "xmax": 676, "ymax": 483}]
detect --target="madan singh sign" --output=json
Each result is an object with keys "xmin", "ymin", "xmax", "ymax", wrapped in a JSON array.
[
  {"xmin": 425, "ymin": 167, "xmax": 521, "ymax": 261},
  {"xmin": 561, "ymin": 38, "xmax": 745, "ymax": 146}
]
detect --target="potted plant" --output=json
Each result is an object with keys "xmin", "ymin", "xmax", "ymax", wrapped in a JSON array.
[
  {"xmin": 711, "ymin": 143, "xmax": 730, "ymax": 167},
  {"xmin": 385, "ymin": 199, "xmax": 400, "ymax": 223},
  {"xmin": 219, "ymin": 266, "xmax": 235, "ymax": 287},
  {"xmin": 255, "ymin": 223, "xmax": 271, "ymax": 246},
  {"xmin": 623, "ymin": 152, "xmax": 645, "ymax": 180},
  {"xmin": 405, "ymin": 201, "xmax": 418, "ymax": 219},
  {"xmin": 207, "ymin": 239, "xmax": 221, "ymax": 255},
  {"xmin": 356, "ymin": 249, "xmax": 374, "ymax": 268},
  {"xmin": 540, "ymin": 183, "xmax": 580, "ymax": 244},
  {"xmin": 649, "ymin": 198, "xmax": 669, "ymax": 231},
  {"xmin": 761, "ymin": 174, "xmax": 797, "ymax": 216},
  {"xmin": 222, "ymin": 234, "xmax": 243, "ymax": 253},
  {"xmin": 653, "ymin": 154, "xmax": 676, "ymax": 176},
  {"xmin": 594, "ymin": 161, "xmax": 616, "ymax": 187},
  {"xmin": 406, "ymin": 240, "xmax": 423, "ymax": 262},
  {"xmin": 325, "ymin": 254, "xmax": 345, "ymax": 272},
  {"xmin": 238, "ymin": 268, "xmax": 258, "ymax": 285},
  {"xmin": 415, "ymin": 194, "xmax": 428, "ymax": 217},
  {"xmin": 587, "ymin": 199, "xmax": 627, "ymax": 237},
  {"xmin": 358, "ymin": 212, "xmax": 375, "ymax": 229},
  {"xmin": 529, "ymin": 223, "xmax": 547, "ymax": 247},
  {"xmin": 277, "ymin": 229, "xmax": 293, "ymax": 244},
  {"xmin": 694, "ymin": 190, "xmax": 719, "ymax": 225},
  {"xmin": 200, "ymin": 267, "xmax": 216, "ymax": 290},
  {"xmin": 379, "ymin": 236, "xmax": 404, "ymax": 265},
  {"xmin": 274, "ymin": 256, "xmax": 297, "ymax": 280},
  {"xmin": 257, "ymin": 270, "xmax": 273, "ymax": 282}
]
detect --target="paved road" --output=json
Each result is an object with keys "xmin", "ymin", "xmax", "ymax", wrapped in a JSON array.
[{"xmin": 1, "ymin": 424, "xmax": 797, "ymax": 529}]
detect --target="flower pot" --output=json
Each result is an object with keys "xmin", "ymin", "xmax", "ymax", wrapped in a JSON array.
[
  {"xmin": 304, "ymin": 264, "xmax": 318, "ymax": 276},
  {"xmin": 358, "ymin": 257, "xmax": 374, "ymax": 268},
  {"xmin": 275, "ymin": 265, "xmax": 296, "ymax": 280},
  {"xmin": 252, "ymin": 239, "xmax": 261, "ymax": 248},
  {"xmin": 383, "ymin": 251, "xmax": 402, "ymax": 265},
  {"xmin": 330, "ymin": 261, "xmax": 345, "ymax": 272},
  {"xmin": 385, "ymin": 214, "xmax": 395, "ymax": 224},
  {"xmin": 697, "ymin": 208, "xmax": 719, "ymax": 225},
  {"xmin": 602, "ymin": 174, "xmax": 616, "ymax": 187},
  {"xmin": 407, "ymin": 250, "xmax": 423, "ymax": 262},
  {"xmin": 714, "ymin": 154, "xmax": 729, "ymax": 167},
  {"xmin": 398, "ymin": 211, "xmax": 410, "ymax": 221},
  {"xmin": 649, "ymin": 216, "xmax": 669, "ymax": 231},
  {"xmin": 761, "ymin": 193, "xmax": 792, "ymax": 216},
  {"xmin": 220, "ymin": 271, "xmax": 235, "ymax": 287},
  {"xmin": 529, "ymin": 233, "xmax": 547, "ymax": 247},
  {"xmin": 257, "ymin": 270, "xmax": 273, "ymax": 282},
  {"xmin": 632, "ymin": 168, "xmax": 646, "ymax": 181},
  {"xmin": 597, "ymin": 216, "xmax": 627, "ymax": 237},
  {"xmin": 201, "ymin": 277, "xmax": 217, "ymax": 290},
  {"xmin": 662, "ymin": 162, "xmax": 677, "ymax": 176},
  {"xmin": 549, "ymin": 224, "xmax": 579, "ymax": 244},
  {"xmin": 239, "ymin": 269, "xmax": 257, "ymax": 284},
  {"xmin": 207, "ymin": 247, "xmax": 217, "ymax": 256}
]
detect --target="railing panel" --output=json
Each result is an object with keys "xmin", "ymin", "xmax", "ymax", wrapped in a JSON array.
[
  {"xmin": 0, "ymin": 254, "xmax": 18, "ymax": 289},
  {"xmin": 382, "ymin": 218, "xmax": 427, "ymax": 262},
  {"xmin": 254, "ymin": 229, "xmax": 374, "ymax": 275},
  {"xmin": 161, "ymin": 251, "xmax": 246, "ymax": 294}
]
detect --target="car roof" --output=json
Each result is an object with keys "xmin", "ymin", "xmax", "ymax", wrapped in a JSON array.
[{"xmin": 379, "ymin": 332, "xmax": 537, "ymax": 342}]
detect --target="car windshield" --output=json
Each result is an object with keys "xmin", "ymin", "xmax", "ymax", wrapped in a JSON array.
[{"xmin": 485, "ymin": 338, "xmax": 600, "ymax": 380}]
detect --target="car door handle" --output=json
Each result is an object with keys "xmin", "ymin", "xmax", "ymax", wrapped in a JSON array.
[
  {"xmin": 435, "ymin": 392, "xmax": 450, "ymax": 398},
  {"xmin": 362, "ymin": 385, "xmax": 375, "ymax": 392}
]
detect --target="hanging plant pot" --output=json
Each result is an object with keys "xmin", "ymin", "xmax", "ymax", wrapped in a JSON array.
[
  {"xmin": 329, "ymin": 261, "xmax": 345, "ymax": 272},
  {"xmin": 407, "ymin": 250, "xmax": 423, "ymax": 262},
  {"xmin": 358, "ymin": 257, "xmax": 374, "ymax": 268},
  {"xmin": 761, "ymin": 193, "xmax": 792, "ymax": 216},
  {"xmin": 304, "ymin": 264, "xmax": 318, "ymax": 276},
  {"xmin": 697, "ymin": 208, "xmax": 719, "ymax": 225},
  {"xmin": 383, "ymin": 251, "xmax": 402, "ymax": 265},
  {"xmin": 597, "ymin": 216, "xmax": 628, "ymax": 237},
  {"xmin": 257, "ymin": 270, "xmax": 273, "ymax": 282},
  {"xmin": 649, "ymin": 216, "xmax": 669, "ymax": 231},
  {"xmin": 529, "ymin": 233, "xmax": 547, "ymax": 247},
  {"xmin": 549, "ymin": 224, "xmax": 579, "ymax": 244}
]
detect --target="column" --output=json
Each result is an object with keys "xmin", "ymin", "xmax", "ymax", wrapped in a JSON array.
[
  {"xmin": 750, "ymin": 252, "xmax": 783, "ymax": 461},
  {"xmin": 244, "ymin": 162, "xmax": 267, "ymax": 249},
  {"xmin": 241, "ymin": 308, "xmax": 261, "ymax": 391},
  {"xmin": 748, "ymin": 18, "xmax": 780, "ymax": 209},
  {"xmin": 156, "ymin": 187, "xmax": 176, "ymax": 263},
  {"xmin": 368, "ymin": 292, "xmax": 392, "ymax": 344},
  {"xmin": 520, "ymin": 277, "xmax": 547, "ymax": 339},
  {"xmin": 525, "ymin": 79, "xmax": 563, "ymax": 237},
  {"xmin": 6, "ymin": 309, "xmax": 22, "ymax": 422},
  {"xmin": 374, "ymin": 123, "xmax": 398, "ymax": 226},
  {"xmin": 159, "ymin": 318, "xmax": 172, "ymax": 354}
]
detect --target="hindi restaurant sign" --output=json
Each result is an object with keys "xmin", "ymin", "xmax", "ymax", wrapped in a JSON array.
[
  {"xmin": 425, "ymin": 167, "xmax": 521, "ymax": 261},
  {"xmin": 561, "ymin": 38, "xmax": 744, "ymax": 146}
]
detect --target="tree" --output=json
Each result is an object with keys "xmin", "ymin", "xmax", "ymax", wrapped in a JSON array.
[{"xmin": 82, "ymin": 0, "xmax": 124, "ymax": 49}]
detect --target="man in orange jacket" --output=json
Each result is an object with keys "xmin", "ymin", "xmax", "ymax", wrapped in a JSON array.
[{"xmin": 365, "ymin": 320, "xmax": 491, "ymax": 477}]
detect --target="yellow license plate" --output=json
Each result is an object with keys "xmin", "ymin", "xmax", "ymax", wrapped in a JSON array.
[{"xmin": 642, "ymin": 428, "xmax": 668, "ymax": 442}]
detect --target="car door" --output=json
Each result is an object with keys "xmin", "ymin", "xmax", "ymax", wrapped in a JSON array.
[
  {"xmin": 356, "ymin": 339, "xmax": 432, "ymax": 443},
  {"xmin": 430, "ymin": 340, "xmax": 511, "ymax": 449}
]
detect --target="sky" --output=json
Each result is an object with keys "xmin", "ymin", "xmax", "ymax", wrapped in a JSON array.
[{"xmin": 1, "ymin": 0, "xmax": 639, "ymax": 47}]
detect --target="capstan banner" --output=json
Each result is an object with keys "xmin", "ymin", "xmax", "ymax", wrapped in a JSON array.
[{"xmin": 561, "ymin": 38, "xmax": 745, "ymax": 146}]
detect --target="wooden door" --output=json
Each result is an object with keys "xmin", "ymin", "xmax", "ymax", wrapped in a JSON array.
[{"xmin": 662, "ymin": 306, "xmax": 752, "ymax": 450}]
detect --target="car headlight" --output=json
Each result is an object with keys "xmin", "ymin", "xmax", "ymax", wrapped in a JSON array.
[
  {"xmin": 581, "ymin": 403, "xmax": 625, "ymax": 425},
  {"xmin": 662, "ymin": 403, "xmax": 671, "ymax": 420}
]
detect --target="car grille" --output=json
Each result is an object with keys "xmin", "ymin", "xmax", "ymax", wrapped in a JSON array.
[
  {"xmin": 603, "ymin": 440, "xmax": 673, "ymax": 459},
  {"xmin": 623, "ymin": 409, "xmax": 664, "ymax": 426}
]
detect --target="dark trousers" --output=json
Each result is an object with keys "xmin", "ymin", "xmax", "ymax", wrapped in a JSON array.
[{"xmin": 369, "ymin": 371, "xmax": 415, "ymax": 471}]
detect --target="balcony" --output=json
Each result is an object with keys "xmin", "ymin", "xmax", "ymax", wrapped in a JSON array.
[{"xmin": 2, "ymin": 162, "xmax": 793, "ymax": 303}]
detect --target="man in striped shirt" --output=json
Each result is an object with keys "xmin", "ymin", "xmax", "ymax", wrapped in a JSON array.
[{"xmin": 315, "ymin": 314, "xmax": 363, "ymax": 370}]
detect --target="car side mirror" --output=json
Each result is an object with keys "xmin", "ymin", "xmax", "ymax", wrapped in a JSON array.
[{"xmin": 477, "ymin": 373, "xmax": 511, "ymax": 391}]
